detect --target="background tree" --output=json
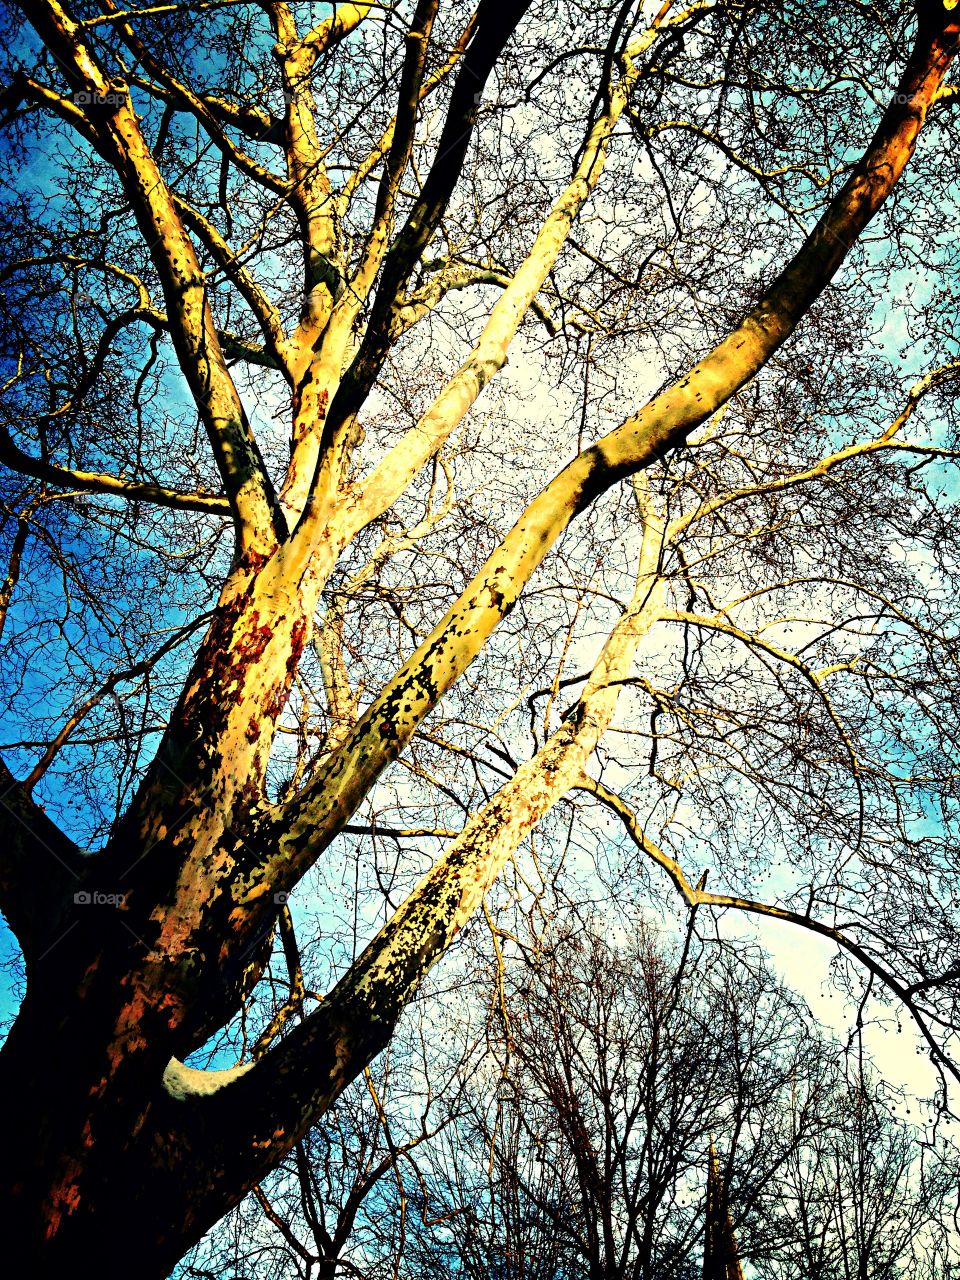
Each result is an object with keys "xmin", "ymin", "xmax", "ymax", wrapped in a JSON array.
[
  {"xmin": 753, "ymin": 1071, "xmax": 960, "ymax": 1280},
  {"xmin": 399, "ymin": 914, "xmax": 836, "ymax": 1280},
  {"xmin": 1, "ymin": 0, "xmax": 960, "ymax": 1276},
  {"xmin": 181, "ymin": 906, "xmax": 960, "ymax": 1280}
]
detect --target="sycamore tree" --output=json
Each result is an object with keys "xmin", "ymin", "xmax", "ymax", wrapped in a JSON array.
[{"xmin": 1, "ymin": 0, "xmax": 960, "ymax": 1275}]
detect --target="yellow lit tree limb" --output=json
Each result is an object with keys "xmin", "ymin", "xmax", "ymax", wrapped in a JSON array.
[
  {"xmin": 268, "ymin": 4, "xmax": 958, "ymax": 892},
  {"xmin": 263, "ymin": 1, "xmax": 344, "ymax": 345},
  {"xmin": 307, "ymin": 0, "xmax": 534, "ymax": 502},
  {"xmin": 214, "ymin": 504, "xmax": 669, "ymax": 1165},
  {"xmin": 668, "ymin": 358, "xmax": 960, "ymax": 540},
  {"xmin": 0, "ymin": 422, "xmax": 231, "ymax": 515},
  {"xmin": 19, "ymin": 0, "xmax": 283, "ymax": 553},
  {"xmin": 319, "ymin": 23, "xmax": 656, "ymax": 549},
  {"xmin": 301, "ymin": 2, "xmax": 376, "ymax": 56}
]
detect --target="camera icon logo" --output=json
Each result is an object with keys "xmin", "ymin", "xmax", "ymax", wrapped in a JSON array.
[
  {"xmin": 73, "ymin": 91, "xmax": 124, "ymax": 107},
  {"xmin": 273, "ymin": 891, "xmax": 289, "ymax": 905},
  {"xmin": 74, "ymin": 890, "xmax": 91, "ymax": 905}
]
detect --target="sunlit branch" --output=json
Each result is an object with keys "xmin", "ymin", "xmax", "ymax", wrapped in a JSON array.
[
  {"xmin": 323, "ymin": 23, "xmax": 657, "ymax": 547},
  {"xmin": 669, "ymin": 358, "xmax": 960, "ymax": 539},
  {"xmin": 316, "ymin": 0, "xmax": 534, "ymax": 449},
  {"xmin": 251, "ymin": 904, "xmax": 309, "ymax": 1061},
  {"xmin": 18, "ymin": 0, "xmax": 284, "ymax": 551},
  {"xmin": 0, "ymin": 419, "xmax": 230, "ymax": 515},
  {"xmin": 272, "ymin": 7, "xmax": 958, "ymax": 892}
]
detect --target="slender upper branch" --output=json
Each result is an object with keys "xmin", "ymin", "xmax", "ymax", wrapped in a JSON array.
[
  {"xmin": 21, "ymin": 613, "xmax": 214, "ymax": 793},
  {"xmin": 229, "ymin": 2, "xmax": 960, "ymax": 930},
  {"xmin": 667, "ymin": 357, "xmax": 960, "ymax": 540},
  {"xmin": 99, "ymin": 0, "xmax": 288, "ymax": 193},
  {"xmin": 0, "ymin": 497, "xmax": 40, "ymax": 645},
  {"xmin": 578, "ymin": 776, "xmax": 960, "ymax": 1087},
  {"xmin": 172, "ymin": 195, "xmax": 292, "ymax": 379},
  {"xmin": 0, "ymin": 420, "xmax": 231, "ymax": 515},
  {"xmin": 18, "ymin": 0, "xmax": 284, "ymax": 552}
]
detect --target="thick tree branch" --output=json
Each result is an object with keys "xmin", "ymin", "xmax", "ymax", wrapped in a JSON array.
[
  {"xmin": 277, "ymin": 0, "xmax": 444, "ymax": 520},
  {"xmin": 301, "ymin": 2, "xmax": 375, "ymax": 56},
  {"xmin": 317, "ymin": 3, "xmax": 734, "ymax": 548},
  {"xmin": 273, "ymin": 6, "xmax": 482, "ymax": 522},
  {"xmin": 316, "ymin": 0, "xmax": 534, "ymax": 449},
  {"xmin": 152, "ymin": 504, "xmax": 668, "ymax": 1204},
  {"xmin": 262, "ymin": 0, "xmax": 348, "ymax": 349},
  {"xmin": 212, "ymin": 7, "xmax": 960, "ymax": 1003}
]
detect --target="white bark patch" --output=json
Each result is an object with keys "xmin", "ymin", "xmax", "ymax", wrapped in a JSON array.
[{"xmin": 162, "ymin": 1057, "xmax": 253, "ymax": 1100}]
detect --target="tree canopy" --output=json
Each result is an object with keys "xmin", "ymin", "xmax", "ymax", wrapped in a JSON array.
[{"xmin": 1, "ymin": 0, "xmax": 960, "ymax": 1275}]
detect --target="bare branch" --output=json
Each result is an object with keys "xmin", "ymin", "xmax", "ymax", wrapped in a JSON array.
[
  {"xmin": 577, "ymin": 776, "xmax": 960, "ymax": 1088},
  {"xmin": 0, "ymin": 420, "xmax": 231, "ymax": 515},
  {"xmin": 18, "ymin": 0, "xmax": 284, "ymax": 551}
]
